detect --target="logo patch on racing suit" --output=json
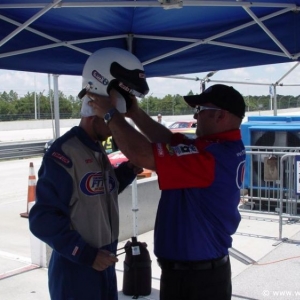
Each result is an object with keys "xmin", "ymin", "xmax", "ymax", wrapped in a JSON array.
[
  {"xmin": 156, "ymin": 143, "xmax": 164, "ymax": 157},
  {"xmin": 173, "ymin": 144, "xmax": 199, "ymax": 156},
  {"xmin": 236, "ymin": 160, "xmax": 245, "ymax": 189},
  {"xmin": 80, "ymin": 171, "xmax": 116, "ymax": 196},
  {"xmin": 51, "ymin": 151, "xmax": 72, "ymax": 167},
  {"xmin": 166, "ymin": 144, "xmax": 175, "ymax": 156}
]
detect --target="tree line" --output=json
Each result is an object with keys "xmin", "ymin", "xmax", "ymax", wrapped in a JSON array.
[{"xmin": 0, "ymin": 89, "xmax": 299, "ymax": 121}]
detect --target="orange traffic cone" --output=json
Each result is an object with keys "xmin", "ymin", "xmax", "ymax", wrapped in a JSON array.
[{"xmin": 20, "ymin": 162, "xmax": 36, "ymax": 218}]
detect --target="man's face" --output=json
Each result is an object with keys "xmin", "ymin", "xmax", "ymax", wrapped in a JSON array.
[
  {"xmin": 92, "ymin": 116, "xmax": 112, "ymax": 141},
  {"xmin": 194, "ymin": 103, "xmax": 222, "ymax": 137}
]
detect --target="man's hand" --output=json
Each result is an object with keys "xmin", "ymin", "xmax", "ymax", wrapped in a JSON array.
[
  {"xmin": 127, "ymin": 161, "xmax": 144, "ymax": 175},
  {"xmin": 92, "ymin": 249, "xmax": 118, "ymax": 271},
  {"xmin": 87, "ymin": 91, "xmax": 141, "ymax": 121},
  {"xmin": 87, "ymin": 92, "xmax": 114, "ymax": 118},
  {"xmin": 124, "ymin": 95, "xmax": 140, "ymax": 118}
]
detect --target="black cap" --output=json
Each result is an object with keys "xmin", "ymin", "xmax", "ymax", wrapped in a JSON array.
[{"xmin": 183, "ymin": 84, "xmax": 246, "ymax": 119}]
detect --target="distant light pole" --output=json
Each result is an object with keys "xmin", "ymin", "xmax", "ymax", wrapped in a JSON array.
[
  {"xmin": 277, "ymin": 96, "xmax": 283, "ymax": 109},
  {"xmin": 201, "ymin": 71, "xmax": 218, "ymax": 92},
  {"xmin": 288, "ymin": 96, "xmax": 294, "ymax": 108},
  {"xmin": 37, "ymin": 90, "xmax": 45, "ymax": 119},
  {"xmin": 34, "ymin": 93, "xmax": 37, "ymax": 120},
  {"xmin": 172, "ymin": 96, "xmax": 176, "ymax": 115},
  {"xmin": 147, "ymin": 93, "xmax": 153, "ymax": 115},
  {"xmin": 244, "ymin": 78, "xmax": 250, "ymax": 111},
  {"xmin": 269, "ymin": 85, "xmax": 273, "ymax": 110},
  {"xmin": 160, "ymin": 71, "xmax": 218, "ymax": 94},
  {"xmin": 257, "ymin": 96, "xmax": 264, "ymax": 115},
  {"xmin": 34, "ymin": 76, "xmax": 37, "ymax": 120}
]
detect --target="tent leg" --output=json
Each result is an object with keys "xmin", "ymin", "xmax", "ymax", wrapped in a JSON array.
[
  {"xmin": 53, "ymin": 74, "xmax": 60, "ymax": 138},
  {"xmin": 229, "ymin": 247, "xmax": 256, "ymax": 265},
  {"xmin": 132, "ymin": 179, "xmax": 138, "ymax": 237}
]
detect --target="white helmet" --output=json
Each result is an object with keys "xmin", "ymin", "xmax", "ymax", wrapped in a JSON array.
[{"xmin": 79, "ymin": 47, "xmax": 149, "ymax": 116}]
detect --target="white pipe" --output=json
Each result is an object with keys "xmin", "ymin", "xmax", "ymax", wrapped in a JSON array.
[{"xmin": 53, "ymin": 75, "xmax": 60, "ymax": 139}]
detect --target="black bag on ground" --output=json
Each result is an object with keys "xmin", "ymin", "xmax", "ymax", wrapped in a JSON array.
[{"xmin": 122, "ymin": 236, "xmax": 152, "ymax": 298}]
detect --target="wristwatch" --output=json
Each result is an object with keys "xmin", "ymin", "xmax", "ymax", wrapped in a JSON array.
[{"xmin": 104, "ymin": 107, "xmax": 117, "ymax": 124}]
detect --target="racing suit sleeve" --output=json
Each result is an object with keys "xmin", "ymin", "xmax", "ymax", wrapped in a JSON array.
[
  {"xmin": 29, "ymin": 157, "xmax": 98, "ymax": 267},
  {"xmin": 114, "ymin": 161, "xmax": 137, "ymax": 194}
]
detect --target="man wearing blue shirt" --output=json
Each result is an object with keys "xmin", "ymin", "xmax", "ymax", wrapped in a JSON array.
[{"xmin": 89, "ymin": 84, "xmax": 246, "ymax": 300}]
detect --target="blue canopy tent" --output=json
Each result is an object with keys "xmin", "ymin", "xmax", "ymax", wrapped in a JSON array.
[
  {"xmin": 1, "ymin": 0, "xmax": 300, "ymax": 134},
  {"xmin": 1, "ymin": 0, "xmax": 300, "ymax": 77}
]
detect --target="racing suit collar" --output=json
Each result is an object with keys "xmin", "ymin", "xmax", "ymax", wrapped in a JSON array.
[{"xmin": 72, "ymin": 126, "xmax": 104, "ymax": 152}]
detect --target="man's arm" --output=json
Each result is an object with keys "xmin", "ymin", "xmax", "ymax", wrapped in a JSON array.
[
  {"xmin": 128, "ymin": 104, "xmax": 172, "ymax": 143},
  {"xmin": 114, "ymin": 161, "xmax": 143, "ymax": 193},
  {"xmin": 88, "ymin": 92, "xmax": 156, "ymax": 170},
  {"xmin": 107, "ymin": 110, "xmax": 156, "ymax": 170},
  {"xmin": 111, "ymin": 89, "xmax": 172, "ymax": 143},
  {"xmin": 29, "ymin": 159, "xmax": 99, "ymax": 266}
]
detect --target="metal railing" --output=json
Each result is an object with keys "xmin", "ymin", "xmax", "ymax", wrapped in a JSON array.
[
  {"xmin": 0, "ymin": 141, "xmax": 45, "ymax": 160},
  {"xmin": 240, "ymin": 146, "xmax": 300, "ymax": 240},
  {"xmin": 279, "ymin": 153, "xmax": 300, "ymax": 240},
  {"xmin": 2, "ymin": 142, "xmax": 300, "ymax": 240}
]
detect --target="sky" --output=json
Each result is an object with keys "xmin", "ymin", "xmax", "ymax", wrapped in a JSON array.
[{"xmin": 1, "ymin": 61, "xmax": 300, "ymax": 99}]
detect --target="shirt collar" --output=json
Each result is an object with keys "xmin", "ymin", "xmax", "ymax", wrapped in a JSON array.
[{"xmin": 199, "ymin": 129, "xmax": 241, "ymax": 142}]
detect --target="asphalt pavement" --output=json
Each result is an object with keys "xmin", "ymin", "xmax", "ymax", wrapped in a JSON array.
[{"xmin": 1, "ymin": 156, "xmax": 300, "ymax": 300}]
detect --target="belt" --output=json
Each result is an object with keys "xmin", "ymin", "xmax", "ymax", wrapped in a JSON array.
[{"xmin": 157, "ymin": 255, "xmax": 229, "ymax": 271}]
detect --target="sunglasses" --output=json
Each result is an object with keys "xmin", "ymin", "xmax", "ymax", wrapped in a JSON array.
[{"xmin": 195, "ymin": 105, "xmax": 222, "ymax": 114}]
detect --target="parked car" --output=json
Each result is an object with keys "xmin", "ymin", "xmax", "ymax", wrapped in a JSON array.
[
  {"xmin": 168, "ymin": 121, "xmax": 197, "ymax": 129},
  {"xmin": 170, "ymin": 128, "xmax": 197, "ymax": 139},
  {"xmin": 108, "ymin": 150, "xmax": 152, "ymax": 178},
  {"xmin": 108, "ymin": 151, "xmax": 129, "ymax": 168}
]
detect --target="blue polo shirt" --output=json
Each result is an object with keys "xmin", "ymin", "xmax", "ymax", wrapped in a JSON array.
[{"xmin": 152, "ymin": 130, "xmax": 245, "ymax": 261}]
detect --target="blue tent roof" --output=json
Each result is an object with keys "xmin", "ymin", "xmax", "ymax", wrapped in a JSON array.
[{"xmin": 0, "ymin": 0, "xmax": 300, "ymax": 77}]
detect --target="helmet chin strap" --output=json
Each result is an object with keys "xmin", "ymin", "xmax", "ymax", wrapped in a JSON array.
[
  {"xmin": 78, "ymin": 82, "xmax": 92, "ymax": 99},
  {"xmin": 78, "ymin": 88, "xmax": 87, "ymax": 99},
  {"xmin": 79, "ymin": 86, "xmax": 127, "ymax": 115},
  {"xmin": 80, "ymin": 95, "xmax": 96, "ymax": 117},
  {"xmin": 110, "ymin": 89, "xmax": 126, "ymax": 113}
]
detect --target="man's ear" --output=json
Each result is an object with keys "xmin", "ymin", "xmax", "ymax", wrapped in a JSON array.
[{"xmin": 216, "ymin": 110, "xmax": 227, "ymax": 122}]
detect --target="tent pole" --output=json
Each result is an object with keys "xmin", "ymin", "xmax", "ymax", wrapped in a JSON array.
[
  {"xmin": 48, "ymin": 74, "xmax": 56, "ymax": 140},
  {"xmin": 127, "ymin": 34, "xmax": 139, "ymax": 237},
  {"xmin": 53, "ymin": 74, "xmax": 60, "ymax": 139},
  {"xmin": 273, "ymin": 85, "xmax": 277, "ymax": 116},
  {"xmin": 127, "ymin": 33, "xmax": 133, "ymax": 53}
]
